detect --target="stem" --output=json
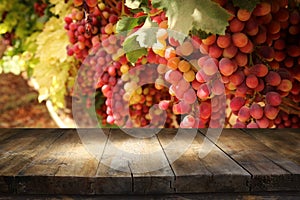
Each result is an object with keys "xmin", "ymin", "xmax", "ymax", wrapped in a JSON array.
[
  {"xmin": 121, "ymin": 0, "xmax": 127, "ymax": 16},
  {"xmin": 149, "ymin": 9, "xmax": 163, "ymax": 17},
  {"xmin": 249, "ymin": 53, "xmax": 253, "ymax": 66},
  {"xmin": 248, "ymin": 91, "xmax": 258, "ymax": 104},
  {"xmin": 279, "ymin": 105, "xmax": 300, "ymax": 115},
  {"xmin": 96, "ymin": 4, "xmax": 106, "ymax": 20},
  {"xmin": 282, "ymin": 98, "xmax": 300, "ymax": 111},
  {"xmin": 227, "ymin": 110, "xmax": 233, "ymax": 122}
]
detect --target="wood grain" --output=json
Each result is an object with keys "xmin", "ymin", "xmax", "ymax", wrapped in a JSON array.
[
  {"xmin": 200, "ymin": 129, "xmax": 300, "ymax": 192},
  {"xmin": 16, "ymin": 129, "xmax": 99, "ymax": 195},
  {"xmin": 157, "ymin": 129, "xmax": 250, "ymax": 193},
  {"xmin": 0, "ymin": 129, "xmax": 64, "ymax": 176},
  {"xmin": 96, "ymin": 129, "xmax": 174, "ymax": 194},
  {"xmin": 95, "ymin": 129, "xmax": 132, "ymax": 195},
  {"xmin": 123, "ymin": 129, "xmax": 175, "ymax": 194},
  {"xmin": 243, "ymin": 129, "xmax": 300, "ymax": 165},
  {"xmin": 0, "ymin": 129, "xmax": 64, "ymax": 193},
  {"xmin": 0, "ymin": 128, "xmax": 299, "ymax": 195}
]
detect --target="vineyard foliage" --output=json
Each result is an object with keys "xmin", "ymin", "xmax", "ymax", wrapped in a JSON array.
[{"xmin": 0, "ymin": 0, "xmax": 300, "ymax": 128}]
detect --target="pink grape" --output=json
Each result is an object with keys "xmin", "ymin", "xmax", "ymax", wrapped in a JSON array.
[
  {"xmin": 250, "ymin": 64, "xmax": 269, "ymax": 77},
  {"xmin": 159, "ymin": 100, "xmax": 170, "ymax": 110},
  {"xmin": 165, "ymin": 70, "xmax": 182, "ymax": 84},
  {"xmin": 173, "ymin": 101, "xmax": 191, "ymax": 115},
  {"xmin": 238, "ymin": 106, "xmax": 251, "ymax": 122},
  {"xmin": 230, "ymin": 70, "xmax": 245, "ymax": 86},
  {"xmin": 183, "ymin": 88, "xmax": 197, "ymax": 104},
  {"xmin": 230, "ymin": 97, "xmax": 246, "ymax": 112},
  {"xmin": 264, "ymin": 104, "xmax": 279, "ymax": 120},
  {"xmin": 180, "ymin": 115, "xmax": 196, "ymax": 128},
  {"xmin": 197, "ymin": 83, "xmax": 211, "ymax": 99},
  {"xmin": 256, "ymin": 116, "xmax": 269, "ymax": 128},
  {"xmin": 246, "ymin": 74, "xmax": 259, "ymax": 89},
  {"xmin": 211, "ymin": 79, "xmax": 225, "ymax": 95},
  {"xmin": 219, "ymin": 57, "xmax": 237, "ymax": 76},
  {"xmin": 265, "ymin": 71, "xmax": 282, "ymax": 86},
  {"xmin": 247, "ymin": 122, "xmax": 259, "ymax": 128},
  {"xmin": 265, "ymin": 92, "xmax": 282, "ymax": 107},
  {"xmin": 199, "ymin": 102, "xmax": 212, "ymax": 119},
  {"xmin": 203, "ymin": 58, "xmax": 219, "ymax": 76},
  {"xmin": 250, "ymin": 103, "xmax": 264, "ymax": 119}
]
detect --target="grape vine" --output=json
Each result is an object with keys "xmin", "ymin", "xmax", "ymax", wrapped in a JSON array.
[{"xmin": 1, "ymin": 0, "xmax": 299, "ymax": 128}]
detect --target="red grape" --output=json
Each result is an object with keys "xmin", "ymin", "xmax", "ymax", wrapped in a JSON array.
[
  {"xmin": 265, "ymin": 92, "xmax": 282, "ymax": 107},
  {"xmin": 250, "ymin": 103, "xmax": 264, "ymax": 119},
  {"xmin": 230, "ymin": 97, "xmax": 246, "ymax": 112}
]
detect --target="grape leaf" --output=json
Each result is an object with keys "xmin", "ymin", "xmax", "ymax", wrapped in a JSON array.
[
  {"xmin": 123, "ymin": 35, "xmax": 148, "ymax": 63},
  {"xmin": 232, "ymin": 0, "xmax": 260, "ymax": 12},
  {"xmin": 34, "ymin": 12, "xmax": 74, "ymax": 108},
  {"xmin": 168, "ymin": 30, "xmax": 186, "ymax": 44},
  {"xmin": 125, "ymin": 0, "xmax": 148, "ymax": 9},
  {"xmin": 134, "ymin": 17, "xmax": 159, "ymax": 48},
  {"xmin": 116, "ymin": 15, "xmax": 147, "ymax": 33},
  {"xmin": 190, "ymin": 28, "xmax": 210, "ymax": 39},
  {"xmin": 122, "ymin": 17, "xmax": 158, "ymax": 62},
  {"xmin": 152, "ymin": 0, "xmax": 231, "ymax": 36}
]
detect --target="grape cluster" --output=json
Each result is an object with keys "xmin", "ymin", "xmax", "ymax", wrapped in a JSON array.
[
  {"xmin": 65, "ymin": 0, "xmax": 120, "ymax": 61},
  {"xmin": 116, "ymin": 56, "xmax": 180, "ymax": 127},
  {"xmin": 66, "ymin": 0, "xmax": 122, "ymax": 106},
  {"xmin": 67, "ymin": 0, "xmax": 300, "ymax": 128},
  {"xmin": 137, "ymin": 0, "xmax": 300, "ymax": 128},
  {"xmin": 187, "ymin": 0, "xmax": 300, "ymax": 128},
  {"xmin": 221, "ymin": 0, "xmax": 300, "ymax": 128}
]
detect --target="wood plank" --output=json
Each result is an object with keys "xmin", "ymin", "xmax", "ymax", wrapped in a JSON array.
[
  {"xmin": 55, "ymin": 128, "xmax": 110, "ymax": 177},
  {"xmin": 95, "ymin": 129, "xmax": 132, "ymax": 195},
  {"xmin": 0, "ymin": 129, "xmax": 30, "ymax": 148},
  {"xmin": 0, "ymin": 176, "xmax": 14, "ymax": 194},
  {"xmin": 0, "ymin": 129, "xmax": 17, "ymax": 141},
  {"xmin": 16, "ymin": 129, "xmax": 99, "ymax": 195},
  {"xmin": 200, "ymin": 129, "xmax": 300, "ymax": 192},
  {"xmin": 1, "ymin": 128, "xmax": 299, "ymax": 195},
  {"xmin": 0, "ymin": 129, "xmax": 64, "ymax": 193},
  {"xmin": 122, "ymin": 129, "xmax": 175, "ymax": 194},
  {"xmin": 157, "ymin": 129, "xmax": 250, "ymax": 193},
  {"xmin": 16, "ymin": 129, "xmax": 110, "ymax": 195},
  {"xmin": 18, "ymin": 129, "xmax": 77, "ymax": 176},
  {"xmin": 55, "ymin": 128, "xmax": 110, "ymax": 195},
  {"xmin": 0, "ymin": 129, "xmax": 64, "ymax": 175},
  {"xmin": 96, "ymin": 129, "xmax": 174, "ymax": 194},
  {"xmin": 243, "ymin": 129, "xmax": 300, "ymax": 166}
]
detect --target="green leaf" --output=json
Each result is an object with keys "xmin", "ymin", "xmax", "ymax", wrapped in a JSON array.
[
  {"xmin": 135, "ymin": 17, "xmax": 159, "ymax": 48},
  {"xmin": 232, "ymin": 0, "xmax": 260, "ymax": 12},
  {"xmin": 125, "ymin": 0, "xmax": 148, "ymax": 9},
  {"xmin": 168, "ymin": 30, "xmax": 186, "ymax": 45},
  {"xmin": 123, "ymin": 17, "xmax": 158, "ymax": 49},
  {"xmin": 123, "ymin": 35, "xmax": 148, "ymax": 63},
  {"xmin": 152, "ymin": 0, "xmax": 232, "ymax": 36},
  {"xmin": 190, "ymin": 28, "xmax": 210, "ymax": 39},
  {"xmin": 116, "ymin": 15, "xmax": 147, "ymax": 33}
]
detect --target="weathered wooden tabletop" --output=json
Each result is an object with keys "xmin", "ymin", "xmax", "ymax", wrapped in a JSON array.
[{"xmin": 0, "ymin": 128, "xmax": 299, "ymax": 196}]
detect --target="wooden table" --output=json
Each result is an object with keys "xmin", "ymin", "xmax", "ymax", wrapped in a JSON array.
[{"xmin": 0, "ymin": 129, "xmax": 299, "ymax": 196}]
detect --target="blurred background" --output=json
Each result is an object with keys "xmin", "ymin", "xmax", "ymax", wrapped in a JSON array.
[
  {"xmin": 0, "ymin": 0, "xmax": 74, "ymax": 128},
  {"xmin": 0, "ymin": 72, "xmax": 57, "ymax": 128}
]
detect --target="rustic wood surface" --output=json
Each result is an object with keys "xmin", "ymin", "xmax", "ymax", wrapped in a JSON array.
[
  {"xmin": 0, "ymin": 128, "xmax": 299, "ymax": 196},
  {"xmin": 243, "ymin": 129, "xmax": 300, "ymax": 165},
  {"xmin": 157, "ymin": 129, "xmax": 250, "ymax": 193},
  {"xmin": 199, "ymin": 129, "xmax": 300, "ymax": 192}
]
